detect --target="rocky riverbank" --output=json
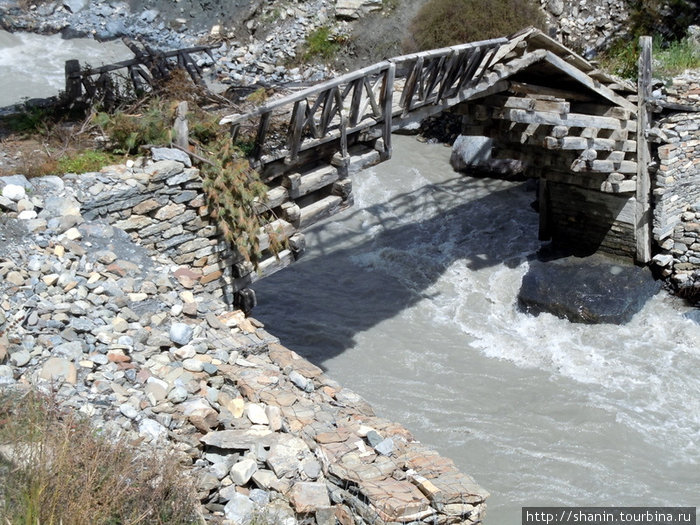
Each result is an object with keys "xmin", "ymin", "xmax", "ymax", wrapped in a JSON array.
[{"xmin": 0, "ymin": 155, "xmax": 489, "ymax": 524}]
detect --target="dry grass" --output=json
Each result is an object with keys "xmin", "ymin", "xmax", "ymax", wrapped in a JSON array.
[
  {"xmin": 406, "ymin": 0, "xmax": 545, "ymax": 51},
  {"xmin": 0, "ymin": 389, "xmax": 200, "ymax": 525}
]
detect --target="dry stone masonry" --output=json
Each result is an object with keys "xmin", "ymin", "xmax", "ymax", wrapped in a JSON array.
[
  {"xmin": 0, "ymin": 155, "xmax": 489, "ymax": 524},
  {"xmin": 649, "ymin": 71, "xmax": 700, "ymax": 295}
]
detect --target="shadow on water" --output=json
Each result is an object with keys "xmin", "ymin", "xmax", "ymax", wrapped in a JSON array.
[{"xmin": 252, "ymin": 170, "xmax": 541, "ymax": 369}]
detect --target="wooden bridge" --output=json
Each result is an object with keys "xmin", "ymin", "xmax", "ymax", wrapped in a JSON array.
[{"xmin": 216, "ymin": 28, "xmax": 653, "ymax": 302}]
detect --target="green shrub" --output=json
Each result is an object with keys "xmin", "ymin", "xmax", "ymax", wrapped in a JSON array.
[
  {"xmin": 406, "ymin": 0, "xmax": 545, "ymax": 51},
  {"xmin": 0, "ymin": 389, "xmax": 199, "ymax": 525},
  {"xmin": 93, "ymin": 98, "xmax": 174, "ymax": 154},
  {"xmin": 599, "ymin": 35, "xmax": 700, "ymax": 80},
  {"xmin": 304, "ymin": 26, "xmax": 342, "ymax": 61}
]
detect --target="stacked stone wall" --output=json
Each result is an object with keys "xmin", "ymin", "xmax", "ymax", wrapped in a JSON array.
[
  {"xmin": 651, "ymin": 112, "xmax": 700, "ymax": 291},
  {"xmin": 69, "ymin": 159, "xmax": 240, "ymax": 303}
]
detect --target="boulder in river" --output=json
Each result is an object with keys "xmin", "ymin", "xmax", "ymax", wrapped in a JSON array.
[{"xmin": 518, "ymin": 253, "xmax": 662, "ymax": 324}]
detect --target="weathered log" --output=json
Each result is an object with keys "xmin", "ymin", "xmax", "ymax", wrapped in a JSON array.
[
  {"xmin": 174, "ymin": 101, "xmax": 189, "ymax": 149},
  {"xmin": 635, "ymin": 36, "xmax": 652, "ymax": 263},
  {"xmin": 495, "ymin": 108, "xmax": 636, "ymax": 131},
  {"xmin": 65, "ymin": 59, "xmax": 82, "ymax": 100},
  {"xmin": 298, "ymin": 195, "xmax": 343, "ymax": 229},
  {"xmin": 284, "ymin": 165, "xmax": 340, "ymax": 199}
]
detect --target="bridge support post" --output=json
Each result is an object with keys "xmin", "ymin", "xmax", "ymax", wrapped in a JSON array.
[
  {"xmin": 635, "ymin": 36, "xmax": 653, "ymax": 264},
  {"xmin": 538, "ymin": 178, "xmax": 552, "ymax": 241},
  {"xmin": 64, "ymin": 59, "xmax": 82, "ymax": 101}
]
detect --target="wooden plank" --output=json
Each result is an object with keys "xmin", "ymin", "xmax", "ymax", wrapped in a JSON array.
[
  {"xmin": 336, "ymin": 88, "xmax": 348, "ymax": 158},
  {"xmin": 320, "ymin": 88, "xmax": 338, "ymax": 135},
  {"xmin": 401, "ymin": 56, "xmax": 423, "ymax": 112},
  {"xmin": 382, "ymin": 63, "xmax": 395, "ymax": 158},
  {"xmin": 287, "ymin": 100, "xmax": 307, "ymax": 162},
  {"xmin": 635, "ymin": 36, "xmax": 652, "ymax": 263},
  {"xmin": 486, "ymin": 95, "xmax": 570, "ymax": 113},
  {"xmin": 496, "ymin": 108, "xmax": 636, "ymax": 131},
  {"xmin": 287, "ymin": 165, "xmax": 339, "ymax": 198},
  {"xmin": 538, "ymin": 178, "xmax": 551, "ymax": 240},
  {"xmin": 542, "ymin": 51, "xmax": 637, "ymax": 113},
  {"xmin": 543, "ymin": 136, "xmax": 636, "ymax": 152},
  {"xmin": 258, "ymin": 186, "xmax": 288, "ymax": 212},
  {"xmin": 257, "ymin": 219, "xmax": 296, "ymax": 252},
  {"xmin": 298, "ymin": 195, "xmax": 343, "ymax": 229},
  {"xmin": 64, "ymin": 59, "xmax": 82, "ymax": 100},
  {"xmin": 220, "ymin": 61, "xmax": 392, "ymax": 125},
  {"xmin": 509, "ymin": 82, "xmax": 591, "ymax": 102},
  {"xmin": 570, "ymin": 159, "xmax": 637, "ymax": 173},
  {"xmin": 251, "ymin": 112, "xmax": 271, "ymax": 161},
  {"xmin": 349, "ymin": 78, "xmax": 364, "ymax": 127}
]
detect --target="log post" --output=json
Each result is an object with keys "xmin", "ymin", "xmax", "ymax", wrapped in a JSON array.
[
  {"xmin": 174, "ymin": 101, "xmax": 189, "ymax": 149},
  {"xmin": 65, "ymin": 59, "xmax": 82, "ymax": 101},
  {"xmin": 381, "ymin": 63, "xmax": 395, "ymax": 160},
  {"xmin": 635, "ymin": 36, "xmax": 652, "ymax": 263}
]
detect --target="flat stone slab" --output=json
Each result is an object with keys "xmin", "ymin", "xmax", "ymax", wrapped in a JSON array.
[{"xmin": 518, "ymin": 253, "xmax": 662, "ymax": 324}]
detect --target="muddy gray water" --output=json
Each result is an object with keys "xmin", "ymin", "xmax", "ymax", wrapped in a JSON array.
[
  {"xmin": 252, "ymin": 135, "xmax": 700, "ymax": 522},
  {"xmin": 0, "ymin": 30, "xmax": 131, "ymax": 108}
]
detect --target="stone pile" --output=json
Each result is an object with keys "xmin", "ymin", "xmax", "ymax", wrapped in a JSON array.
[
  {"xmin": 540, "ymin": 0, "xmax": 631, "ymax": 58},
  {"xmin": 649, "ymin": 71, "xmax": 700, "ymax": 295},
  {"xmin": 0, "ymin": 157, "xmax": 489, "ymax": 524}
]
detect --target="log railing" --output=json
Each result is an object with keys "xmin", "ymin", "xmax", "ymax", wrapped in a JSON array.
[
  {"xmin": 64, "ymin": 40, "xmax": 219, "ymax": 103},
  {"xmin": 219, "ymin": 37, "xmax": 507, "ymax": 168}
]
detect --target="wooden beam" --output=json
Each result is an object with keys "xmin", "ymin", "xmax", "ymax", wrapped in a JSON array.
[
  {"xmin": 542, "ymin": 51, "xmax": 637, "ymax": 113},
  {"xmin": 538, "ymin": 178, "xmax": 551, "ymax": 240},
  {"xmin": 635, "ymin": 36, "xmax": 653, "ymax": 263},
  {"xmin": 509, "ymin": 81, "xmax": 597, "ymax": 101},
  {"xmin": 495, "ymin": 108, "xmax": 636, "ymax": 131}
]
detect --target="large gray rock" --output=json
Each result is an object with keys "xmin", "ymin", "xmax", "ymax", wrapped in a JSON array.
[
  {"xmin": 518, "ymin": 253, "xmax": 662, "ymax": 324},
  {"xmin": 450, "ymin": 135, "xmax": 523, "ymax": 176},
  {"xmin": 335, "ymin": 0, "xmax": 382, "ymax": 19},
  {"xmin": 63, "ymin": 0, "xmax": 89, "ymax": 13},
  {"xmin": 151, "ymin": 147, "xmax": 192, "ymax": 168}
]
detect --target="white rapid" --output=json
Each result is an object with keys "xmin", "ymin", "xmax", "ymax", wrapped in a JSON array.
[{"xmin": 251, "ymin": 135, "xmax": 700, "ymax": 523}]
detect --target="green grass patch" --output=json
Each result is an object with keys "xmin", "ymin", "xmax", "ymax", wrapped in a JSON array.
[
  {"xmin": 303, "ymin": 26, "xmax": 342, "ymax": 61},
  {"xmin": 56, "ymin": 150, "xmax": 119, "ymax": 174},
  {"xmin": 599, "ymin": 36, "xmax": 700, "ymax": 80}
]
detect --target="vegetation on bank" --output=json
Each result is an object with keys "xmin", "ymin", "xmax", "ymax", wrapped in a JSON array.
[
  {"xmin": 405, "ymin": 0, "xmax": 545, "ymax": 51},
  {"xmin": 0, "ymin": 389, "xmax": 199, "ymax": 524},
  {"xmin": 0, "ymin": 70, "xmax": 283, "ymax": 266},
  {"xmin": 601, "ymin": 35, "xmax": 700, "ymax": 79},
  {"xmin": 302, "ymin": 25, "xmax": 345, "ymax": 62},
  {"xmin": 598, "ymin": 0, "xmax": 699, "ymax": 79}
]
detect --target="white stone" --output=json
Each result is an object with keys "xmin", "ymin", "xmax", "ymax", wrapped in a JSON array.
[
  {"xmin": 167, "ymin": 385, "xmax": 188, "ymax": 403},
  {"xmin": 138, "ymin": 418, "xmax": 167, "ymax": 442},
  {"xmin": 224, "ymin": 493, "xmax": 255, "ymax": 523},
  {"xmin": 119, "ymin": 403, "xmax": 139, "ymax": 419},
  {"xmin": 245, "ymin": 403, "xmax": 269, "ymax": 425},
  {"xmin": 17, "ymin": 210, "xmax": 38, "ymax": 220},
  {"xmin": 2, "ymin": 184, "xmax": 26, "ymax": 201},
  {"xmin": 230, "ymin": 458, "xmax": 258, "ymax": 485},
  {"xmin": 64, "ymin": 227, "xmax": 82, "ymax": 240},
  {"xmin": 182, "ymin": 358, "xmax": 204, "ymax": 372}
]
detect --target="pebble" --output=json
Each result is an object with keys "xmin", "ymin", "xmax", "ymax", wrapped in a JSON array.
[{"xmin": 169, "ymin": 322, "xmax": 193, "ymax": 345}]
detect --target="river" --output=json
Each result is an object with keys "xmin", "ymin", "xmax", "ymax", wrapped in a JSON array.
[
  {"xmin": 0, "ymin": 30, "xmax": 131, "ymax": 108},
  {"xmin": 251, "ymin": 135, "xmax": 700, "ymax": 522}
]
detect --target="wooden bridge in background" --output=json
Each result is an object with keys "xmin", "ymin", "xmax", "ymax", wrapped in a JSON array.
[{"xmin": 219, "ymin": 28, "xmax": 654, "ymax": 299}]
